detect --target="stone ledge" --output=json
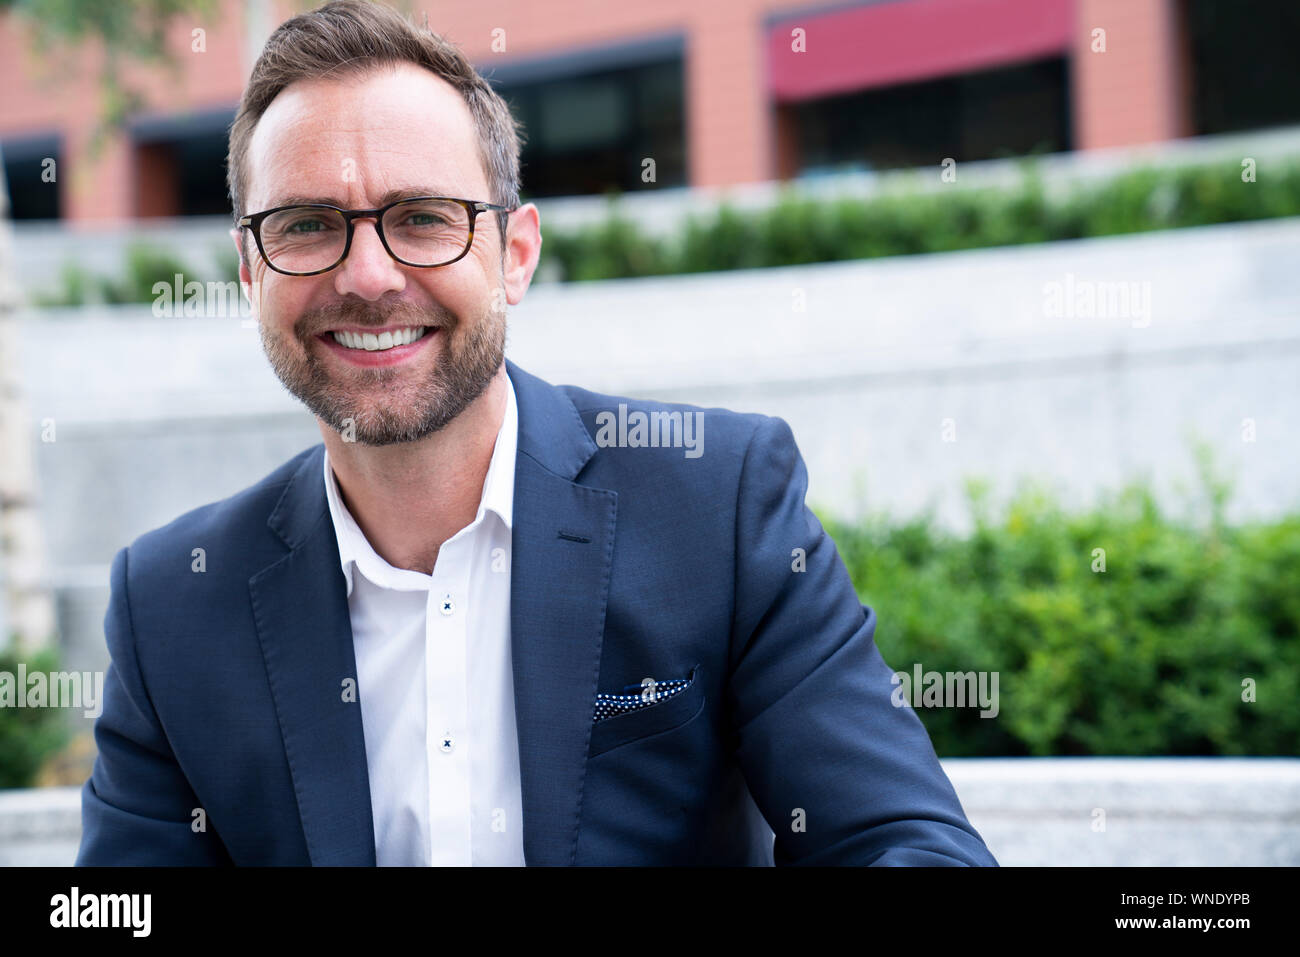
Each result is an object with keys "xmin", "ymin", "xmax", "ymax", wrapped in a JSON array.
[{"xmin": 2, "ymin": 758, "xmax": 1298, "ymax": 866}]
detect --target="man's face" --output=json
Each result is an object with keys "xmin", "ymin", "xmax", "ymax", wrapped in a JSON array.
[{"xmin": 239, "ymin": 63, "xmax": 515, "ymax": 446}]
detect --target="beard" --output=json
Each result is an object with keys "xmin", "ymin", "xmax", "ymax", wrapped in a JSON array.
[{"xmin": 260, "ymin": 292, "xmax": 505, "ymax": 447}]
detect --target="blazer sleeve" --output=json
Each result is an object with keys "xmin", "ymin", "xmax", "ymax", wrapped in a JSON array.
[
  {"xmin": 76, "ymin": 546, "xmax": 231, "ymax": 865},
  {"xmin": 726, "ymin": 416, "xmax": 998, "ymax": 866}
]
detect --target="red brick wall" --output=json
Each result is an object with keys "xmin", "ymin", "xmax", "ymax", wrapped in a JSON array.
[
  {"xmin": 1072, "ymin": 0, "xmax": 1193, "ymax": 149},
  {"xmin": 1, "ymin": 0, "xmax": 1198, "ymax": 223}
]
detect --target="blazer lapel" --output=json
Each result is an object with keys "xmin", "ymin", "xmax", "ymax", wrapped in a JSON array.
[
  {"xmin": 506, "ymin": 360, "xmax": 618, "ymax": 865},
  {"xmin": 248, "ymin": 445, "xmax": 376, "ymax": 865}
]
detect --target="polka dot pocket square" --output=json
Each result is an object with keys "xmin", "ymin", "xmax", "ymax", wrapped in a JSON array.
[{"xmin": 592, "ymin": 668, "xmax": 698, "ymax": 723}]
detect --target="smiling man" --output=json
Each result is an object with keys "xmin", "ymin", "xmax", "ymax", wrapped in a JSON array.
[{"xmin": 76, "ymin": 0, "xmax": 997, "ymax": 867}]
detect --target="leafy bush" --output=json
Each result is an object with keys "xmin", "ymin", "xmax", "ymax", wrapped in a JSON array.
[
  {"xmin": 545, "ymin": 205, "xmax": 672, "ymax": 281},
  {"xmin": 100, "ymin": 243, "xmax": 192, "ymax": 304},
  {"xmin": 33, "ymin": 156, "xmax": 1300, "ymax": 295},
  {"xmin": 31, "ymin": 262, "xmax": 100, "ymax": 308},
  {"xmin": 541, "ymin": 155, "xmax": 1300, "ymax": 281},
  {"xmin": 823, "ymin": 474, "xmax": 1300, "ymax": 758},
  {"xmin": 0, "ymin": 644, "xmax": 72, "ymax": 788},
  {"xmin": 33, "ymin": 242, "xmax": 201, "ymax": 307}
]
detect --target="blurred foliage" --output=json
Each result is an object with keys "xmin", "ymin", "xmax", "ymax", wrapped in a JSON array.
[
  {"xmin": 0, "ymin": 643, "xmax": 72, "ymax": 788},
  {"xmin": 540, "ymin": 156, "xmax": 1300, "ymax": 281},
  {"xmin": 1, "ymin": 0, "xmax": 217, "ymax": 147},
  {"xmin": 103, "ymin": 243, "xmax": 192, "ymax": 303},
  {"xmin": 32, "ymin": 262, "xmax": 100, "ymax": 308},
  {"xmin": 33, "ymin": 156, "xmax": 1300, "ymax": 302},
  {"xmin": 33, "ymin": 242, "xmax": 204, "ymax": 306},
  {"xmin": 212, "ymin": 242, "xmax": 241, "ymax": 285},
  {"xmin": 543, "ymin": 200, "xmax": 674, "ymax": 281},
  {"xmin": 822, "ymin": 457, "xmax": 1300, "ymax": 758}
]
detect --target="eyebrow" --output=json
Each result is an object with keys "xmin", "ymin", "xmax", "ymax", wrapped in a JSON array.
[{"xmin": 265, "ymin": 186, "xmax": 466, "ymax": 208}]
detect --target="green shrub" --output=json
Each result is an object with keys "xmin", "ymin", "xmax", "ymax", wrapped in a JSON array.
[
  {"xmin": 212, "ymin": 242, "xmax": 242, "ymax": 286},
  {"xmin": 540, "ymin": 155, "xmax": 1300, "ymax": 281},
  {"xmin": 0, "ymin": 644, "xmax": 72, "ymax": 788},
  {"xmin": 32, "ymin": 242, "xmax": 203, "ymax": 307},
  {"xmin": 822, "ymin": 476, "xmax": 1300, "ymax": 758},
  {"xmin": 545, "ymin": 202, "xmax": 671, "ymax": 281},
  {"xmin": 100, "ymin": 243, "xmax": 192, "ymax": 304},
  {"xmin": 31, "ymin": 262, "xmax": 99, "ymax": 307}
]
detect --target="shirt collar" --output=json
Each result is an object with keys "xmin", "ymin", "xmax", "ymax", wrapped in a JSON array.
[{"xmin": 322, "ymin": 370, "xmax": 518, "ymax": 596}]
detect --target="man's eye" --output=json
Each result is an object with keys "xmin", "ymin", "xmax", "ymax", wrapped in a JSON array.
[
  {"xmin": 401, "ymin": 212, "xmax": 448, "ymax": 227},
  {"xmin": 286, "ymin": 218, "xmax": 331, "ymax": 234}
]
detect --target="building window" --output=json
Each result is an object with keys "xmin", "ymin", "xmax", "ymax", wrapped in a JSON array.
[
  {"xmin": 1185, "ymin": 0, "xmax": 1300, "ymax": 136},
  {"xmin": 489, "ymin": 48, "xmax": 686, "ymax": 197},
  {"xmin": 2, "ymin": 134, "xmax": 62, "ymax": 220},
  {"xmin": 130, "ymin": 108, "xmax": 235, "ymax": 218},
  {"xmin": 789, "ymin": 57, "xmax": 1070, "ymax": 175}
]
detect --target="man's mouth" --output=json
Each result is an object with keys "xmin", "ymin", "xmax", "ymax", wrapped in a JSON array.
[{"xmin": 327, "ymin": 325, "xmax": 430, "ymax": 352}]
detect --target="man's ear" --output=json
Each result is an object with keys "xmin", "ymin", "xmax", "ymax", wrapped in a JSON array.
[
  {"xmin": 502, "ymin": 202, "xmax": 542, "ymax": 306},
  {"xmin": 230, "ymin": 227, "xmax": 256, "ymax": 311}
]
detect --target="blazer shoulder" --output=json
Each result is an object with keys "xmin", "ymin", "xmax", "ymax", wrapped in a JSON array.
[
  {"xmin": 556, "ymin": 381, "xmax": 780, "ymax": 465},
  {"xmin": 121, "ymin": 443, "xmax": 320, "ymax": 576}
]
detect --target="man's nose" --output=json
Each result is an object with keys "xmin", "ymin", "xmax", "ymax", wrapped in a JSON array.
[{"xmin": 333, "ymin": 217, "xmax": 405, "ymax": 300}]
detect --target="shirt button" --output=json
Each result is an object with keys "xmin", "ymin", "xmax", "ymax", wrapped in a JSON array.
[
  {"xmin": 440, "ymin": 594, "xmax": 455, "ymax": 616},
  {"xmin": 440, "ymin": 733, "xmax": 454, "ymax": 753}
]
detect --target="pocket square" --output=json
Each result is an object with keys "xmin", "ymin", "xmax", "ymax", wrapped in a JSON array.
[{"xmin": 593, "ymin": 673, "xmax": 695, "ymax": 723}]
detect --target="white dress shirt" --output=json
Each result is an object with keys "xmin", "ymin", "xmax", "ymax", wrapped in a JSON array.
[{"xmin": 322, "ymin": 372, "xmax": 524, "ymax": 866}]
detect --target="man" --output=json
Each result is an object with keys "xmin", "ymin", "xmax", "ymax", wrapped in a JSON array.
[{"xmin": 77, "ymin": 0, "xmax": 997, "ymax": 866}]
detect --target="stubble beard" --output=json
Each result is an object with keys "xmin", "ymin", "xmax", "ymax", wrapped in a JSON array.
[{"xmin": 260, "ymin": 294, "xmax": 505, "ymax": 447}]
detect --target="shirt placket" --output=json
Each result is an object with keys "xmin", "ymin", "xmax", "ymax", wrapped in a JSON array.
[{"xmin": 424, "ymin": 531, "xmax": 474, "ymax": 865}]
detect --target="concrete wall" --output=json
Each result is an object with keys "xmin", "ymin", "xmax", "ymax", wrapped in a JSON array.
[
  {"xmin": 6, "ymin": 758, "xmax": 1298, "ymax": 866},
  {"xmin": 506, "ymin": 218, "xmax": 1300, "ymax": 532}
]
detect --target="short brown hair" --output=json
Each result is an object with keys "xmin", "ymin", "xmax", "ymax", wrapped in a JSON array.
[{"xmin": 227, "ymin": 0, "xmax": 523, "ymax": 243}]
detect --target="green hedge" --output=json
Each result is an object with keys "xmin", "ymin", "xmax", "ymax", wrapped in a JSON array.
[
  {"xmin": 0, "ymin": 645, "xmax": 71, "ymax": 788},
  {"xmin": 542, "ymin": 157, "xmax": 1300, "ymax": 281},
  {"xmin": 32, "ymin": 241, "xmax": 240, "ymax": 309},
  {"xmin": 34, "ymin": 243, "xmax": 195, "ymax": 308},
  {"xmin": 823, "ymin": 468, "xmax": 1300, "ymax": 758},
  {"xmin": 32, "ymin": 156, "xmax": 1300, "ymax": 302}
]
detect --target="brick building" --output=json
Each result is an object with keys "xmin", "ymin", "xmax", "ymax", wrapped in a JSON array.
[{"xmin": 1, "ymin": 0, "xmax": 1296, "ymax": 222}]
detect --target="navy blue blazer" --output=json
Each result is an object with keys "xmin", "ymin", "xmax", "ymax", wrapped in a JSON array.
[{"xmin": 77, "ymin": 359, "xmax": 997, "ymax": 866}]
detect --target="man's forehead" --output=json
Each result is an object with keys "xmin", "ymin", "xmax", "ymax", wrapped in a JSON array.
[{"xmin": 247, "ymin": 63, "xmax": 484, "ymax": 207}]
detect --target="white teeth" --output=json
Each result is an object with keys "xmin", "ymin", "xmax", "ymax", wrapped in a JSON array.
[{"xmin": 330, "ymin": 327, "xmax": 427, "ymax": 351}]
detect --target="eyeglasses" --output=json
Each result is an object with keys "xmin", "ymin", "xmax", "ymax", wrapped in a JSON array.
[{"xmin": 237, "ymin": 196, "xmax": 515, "ymax": 276}]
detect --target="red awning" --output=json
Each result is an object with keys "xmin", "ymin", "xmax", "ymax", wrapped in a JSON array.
[{"xmin": 767, "ymin": 0, "xmax": 1075, "ymax": 102}]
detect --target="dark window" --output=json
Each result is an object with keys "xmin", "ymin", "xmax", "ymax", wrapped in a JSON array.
[
  {"xmin": 492, "ymin": 57, "xmax": 686, "ymax": 198},
  {"xmin": 2, "ymin": 135, "xmax": 62, "ymax": 220},
  {"xmin": 131, "ymin": 108, "xmax": 235, "ymax": 218},
  {"xmin": 1185, "ymin": 0, "xmax": 1300, "ymax": 135},
  {"xmin": 791, "ymin": 57, "xmax": 1070, "ymax": 175},
  {"xmin": 174, "ymin": 129, "xmax": 234, "ymax": 216}
]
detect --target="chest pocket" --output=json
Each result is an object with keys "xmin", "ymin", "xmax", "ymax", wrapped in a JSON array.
[{"xmin": 587, "ymin": 664, "xmax": 704, "ymax": 758}]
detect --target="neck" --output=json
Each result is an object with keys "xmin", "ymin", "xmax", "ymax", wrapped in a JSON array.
[{"xmin": 321, "ymin": 365, "xmax": 508, "ymax": 575}]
